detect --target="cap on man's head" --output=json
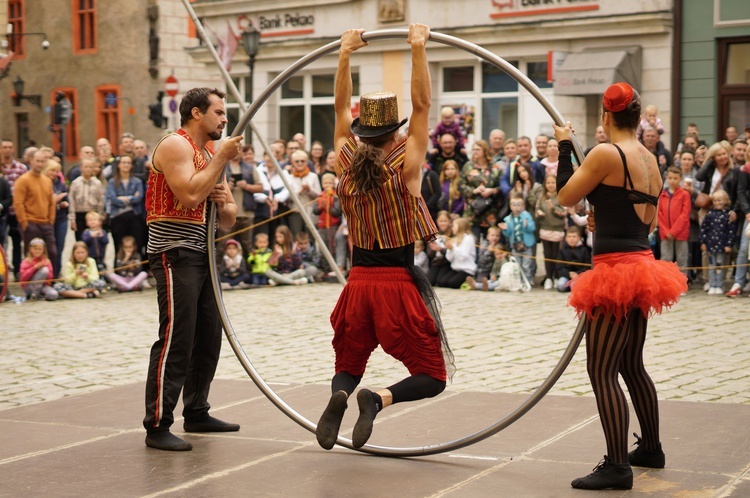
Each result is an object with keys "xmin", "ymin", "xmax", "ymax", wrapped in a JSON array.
[{"xmin": 350, "ymin": 91, "xmax": 408, "ymax": 138}]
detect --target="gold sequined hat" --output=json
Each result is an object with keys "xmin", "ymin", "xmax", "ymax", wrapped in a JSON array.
[{"xmin": 350, "ymin": 91, "xmax": 408, "ymax": 138}]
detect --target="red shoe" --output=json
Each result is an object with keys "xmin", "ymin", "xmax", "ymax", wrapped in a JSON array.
[{"xmin": 726, "ymin": 284, "xmax": 742, "ymax": 298}]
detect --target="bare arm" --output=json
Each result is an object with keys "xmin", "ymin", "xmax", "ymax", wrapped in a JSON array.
[
  {"xmin": 155, "ymin": 134, "xmax": 242, "ymax": 210},
  {"xmin": 403, "ymin": 24, "xmax": 432, "ymax": 197},
  {"xmin": 333, "ymin": 29, "xmax": 368, "ymax": 175},
  {"xmin": 209, "ymin": 176, "xmax": 238, "ymax": 229}
]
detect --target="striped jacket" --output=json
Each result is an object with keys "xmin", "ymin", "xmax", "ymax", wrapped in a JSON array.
[{"xmin": 337, "ymin": 136, "xmax": 436, "ymax": 249}]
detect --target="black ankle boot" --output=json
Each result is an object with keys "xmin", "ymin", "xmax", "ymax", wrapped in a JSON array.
[
  {"xmin": 628, "ymin": 432, "xmax": 665, "ymax": 468},
  {"xmin": 571, "ymin": 456, "xmax": 633, "ymax": 490}
]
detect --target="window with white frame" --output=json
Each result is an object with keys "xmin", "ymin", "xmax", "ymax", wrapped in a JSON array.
[
  {"xmin": 278, "ymin": 71, "xmax": 360, "ymax": 150},
  {"xmin": 439, "ymin": 59, "xmax": 552, "ymax": 143}
]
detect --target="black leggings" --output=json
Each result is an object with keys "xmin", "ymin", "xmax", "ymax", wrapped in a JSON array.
[
  {"xmin": 541, "ymin": 239, "xmax": 561, "ymax": 279},
  {"xmin": 332, "ymin": 372, "xmax": 445, "ymax": 404},
  {"xmin": 436, "ymin": 267, "xmax": 471, "ymax": 289},
  {"xmin": 586, "ymin": 309, "xmax": 660, "ymax": 464}
]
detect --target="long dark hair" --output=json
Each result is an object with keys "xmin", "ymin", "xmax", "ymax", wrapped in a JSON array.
[{"xmin": 349, "ymin": 132, "xmax": 396, "ymax": 193}]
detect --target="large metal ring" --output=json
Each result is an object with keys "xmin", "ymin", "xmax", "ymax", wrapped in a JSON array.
[{"xmin": 208, "ymin": 29, "xmax": 586, "ymax": 457}]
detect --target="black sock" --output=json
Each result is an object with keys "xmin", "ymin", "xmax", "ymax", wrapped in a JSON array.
[
  {"xmin": 331, "ymin": 372, "xmax": 361, "ymax": 396},
  {"xmin": 371, "ymin": 391, "xmax": 382, "ymax": 412}
]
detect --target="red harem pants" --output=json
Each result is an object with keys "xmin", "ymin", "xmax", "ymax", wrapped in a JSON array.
[{"xmin": 330, "ymin": 266, "xmax": 447, "ymax": 381}]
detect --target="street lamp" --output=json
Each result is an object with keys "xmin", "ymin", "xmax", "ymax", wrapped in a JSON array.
[
  {"xmin": 12, "ymin": 75, "xmax": 41, "ymax": 107},
  {"xmin": 2, "ymin": 24, "xmax": 50, "ymax": 50},
  {"xmin": 240, "ymin": 24, "xmax": 261, "ymax": 104}
]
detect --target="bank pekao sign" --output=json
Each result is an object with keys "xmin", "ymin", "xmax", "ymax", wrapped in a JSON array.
[
  {"xmin": 256, "ymin": 12, "xmax": 315, "ymax": 38},
  {"xmin": 490, "ymin": 0, "xmax": 599, "ymax": 19}
]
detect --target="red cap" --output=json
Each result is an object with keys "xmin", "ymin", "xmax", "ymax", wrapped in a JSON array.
[{"xmin": 602, "ymin": 82, "xmax": 634, "ymax": 113}]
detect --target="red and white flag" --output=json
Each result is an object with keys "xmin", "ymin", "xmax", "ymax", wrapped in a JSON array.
[{"xmin": 205, "ymin": 21, "xmax": 239, "ymax": 71}]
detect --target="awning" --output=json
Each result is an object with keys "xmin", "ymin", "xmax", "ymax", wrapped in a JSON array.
[{"xmin": 553, "ymin": 47, "xmax": 641, "ymax": 95}]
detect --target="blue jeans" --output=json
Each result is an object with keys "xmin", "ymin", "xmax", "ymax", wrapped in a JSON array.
[
  {"xmin": 54, "ymin": 218, "xmax": 68, "ymax": 277},
  {"xmin": 734, "ymin": 219, "xmax": 749, "ymax": 286},
  {"xmin": 708, "ymin": 252, "xmax": 728, "ymax": 289},
  {"xmin": 511, "ymin": 247, "xmax": 534, "ymax": 284},
  {"xmin": 556, "ymin": 276, "xmax": 572, "ymax": 292}
]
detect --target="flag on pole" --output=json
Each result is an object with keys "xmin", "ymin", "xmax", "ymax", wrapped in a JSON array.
[{"xmin": 205, "ymin": 22, "xmax": 239, "ymax": 71}]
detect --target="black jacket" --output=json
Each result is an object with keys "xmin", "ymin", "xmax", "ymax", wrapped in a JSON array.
[
  {"xmin": 421, "ymin": 168, "xmax": 441, "ymax": 221},
  {"xmin": 556, "ymin": 242, "xmax": 591, "ymax": 277},
  {"xmin": 0, "ymin": 175, "xmax": 11, "ymax": 220},
  {"xmin": 695, "ymin": 158, "xmax": 740, "ymax": 210}
]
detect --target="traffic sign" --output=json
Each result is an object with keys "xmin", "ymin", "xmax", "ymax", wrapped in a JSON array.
[
  {"xmin": 105, "ymin": 92, "xmax": 118, "ymax": 107},
  {"xmin": 165, "ymin": 75, "xmax": 179, "ymax": 97},
  {"xmin": 169, "ymin": 98, "xmax": 178, "ymax": 114}
]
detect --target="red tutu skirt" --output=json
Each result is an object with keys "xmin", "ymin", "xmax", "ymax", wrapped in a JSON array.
[{"xmin": 569, "ymin": 250, "xmax": 687, "ymax": 320}]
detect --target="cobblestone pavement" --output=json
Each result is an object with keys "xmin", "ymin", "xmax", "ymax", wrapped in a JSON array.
[{"xmin": 1, "ymin": 281, "xmax": 748, "ymax": 412}]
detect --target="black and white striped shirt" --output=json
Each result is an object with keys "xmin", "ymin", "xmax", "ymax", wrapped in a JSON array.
[{"xmin": 147, "ymin": 221, "xmax": 208, "ymax": 254}]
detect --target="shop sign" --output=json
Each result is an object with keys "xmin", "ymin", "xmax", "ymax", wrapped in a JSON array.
[{"xmin": 490, "ymin": 0, "xmax": 599, "ymax": 19}]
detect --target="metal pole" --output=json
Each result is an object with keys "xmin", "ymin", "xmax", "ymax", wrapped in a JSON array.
[
  {"xmin": 176, "ymin": 23, "xmax": 587, "ymax": 457},
  {"xmin": 179, "ymin": 0, "xmax": 346, "ymax": 286}
]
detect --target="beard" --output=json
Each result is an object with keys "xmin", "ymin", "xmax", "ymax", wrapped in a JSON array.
[{"xmin": 208, "ymin": 130, "xmax": 222, "ymax": 141}]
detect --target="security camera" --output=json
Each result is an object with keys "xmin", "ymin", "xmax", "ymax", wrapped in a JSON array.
[{"xmin": 41, "ymin": 40, "xmax": 50, "ymax": 50}]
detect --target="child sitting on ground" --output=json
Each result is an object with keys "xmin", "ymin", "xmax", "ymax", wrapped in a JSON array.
[
  {"xmin": 54, "ymin": 241, "xmax": 106, "ymax": 298},
  {"xmin": 19, "ymin": 238, "xmax": 59, "ymax": 301},
  {"xmin": 247, "ymin": 233, "xmax": 273, "ymax": 286},
  {"xmin": 430, "ymin": 106, "xmax": 466, "ymax": 155},
  {"xmin": 107, "ymin": 235, "xmax": 149, "ymax": 292},
  {"xmin": 219, "ymin": 239, "xmax": 252, "ymax": 290},
  {"xmin": 555, "ymin": 227, "xmax": 591, "ymax": 292},
  {"xmin": 293, "ymin": 231, "xmax": 320, "ymax": 283},
  {"xmin": 81, "ymin": 211, "xmax": 109, "ymax": 272},
  {"xmin": 466, "ymin": 225, "xmax": 502, "ymax": 288},
  {"xmin": 499, "ymin": 192, "xmax": 537, "ymax": 285},
  {"xmin": 266, "ymin": 225, "xmax": 308, "ymax": 285}
]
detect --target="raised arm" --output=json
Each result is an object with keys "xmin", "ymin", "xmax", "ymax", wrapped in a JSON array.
[
  {"xmin": 333, "ymin": 29, "xmax": 368, "ymax": 175},
  {"xmin": 403, "ymin": 24, "xmax": 432, "ymax": 197}
]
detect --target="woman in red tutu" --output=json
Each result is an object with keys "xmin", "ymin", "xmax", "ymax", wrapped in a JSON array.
[{"xmin": 554, "ymin": 82, "xmax": 687, "ymax": 490}]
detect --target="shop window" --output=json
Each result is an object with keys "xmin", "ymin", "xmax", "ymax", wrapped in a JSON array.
[
  {"xmin": 718, "ymin": 38, "xmax": 750, "ymax": 140},
  {"xmin": 527, "ymin": 61, "xmax": 553, "ymax": 89},
  {"xmin": 8, "ymin": 0, "xmax": 25, "ymax": 58},
  {"xmin": 49, "ymin": 88, "xmax": 80, "ymax": 163},
  {"xmin": 72, "ymin": 0, "xmax": 97, "ymax": 54},
  {"xmin": 95, "ymin": 85, "xmax": 121, "ymax": 154},
  {"xmin": 278, "ymin": 72, "xmax": 359, "ymax": 150},
  {"xmin": 482, "ymin": 97, "xmax": 518, "ymax": 142},
  {"xmin": 482, "ymin": 61, "xmax": 518, "ymax": 93},
  {"xmin": 443, "ymin": 66, "xmax": 474, "ymax": 92}
]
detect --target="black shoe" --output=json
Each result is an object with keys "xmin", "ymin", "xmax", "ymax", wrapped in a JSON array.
[
  {"xmin": 145, "ymin": 431, "xmax": 193, "ymax": 451},
  {"xmin": 183, "ymin": 415, "xmax": 240, "ymax": 433},
  {"xmin": 571, "ymin": 456, "xmax": 633, "ymax": 490},
  {"xmin": 352, "ymin": 389, "xmax": 379, "ymax": 449},
  {"xmin": 628, "ymin": 432, "xmax": 665, "ymax": 468},
  {"xmin": 316, "ymin": 391, "xmax": 348, "ymax": 450}
]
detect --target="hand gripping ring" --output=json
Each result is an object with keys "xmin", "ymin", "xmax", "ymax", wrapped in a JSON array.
[{"xmin": 207, "ymin": 29, "xmax": 587, "ymax": 457}]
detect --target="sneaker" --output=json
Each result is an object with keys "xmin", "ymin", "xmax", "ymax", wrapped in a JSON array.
[
  {"xmin": 543, "ymin": 278, "xmax": 553, "ymax": 290},
  {"xmin": 571, "ymin": 456, "xmax": 633, "ymax": 490},
  {"xmin": 465, "ymin": 276, "xmax": 477, "ymax": 290},
  {"xmin": 726, "ymin": 283, "xmax": 742, "ymax": 297},
  {"xmin": 294, "ymin": 278, "xmax": 309, "ymax": 285},
  {"xmin": 703, "ymin": 282, "xmax": 711, "ymax": 292},
  {"xmin": 221, "ymin": 282, "xmax": 232, "ymax": 290},
  {"xmin": 268, "ymin": 280, "xmax": 277, "ymax": 286},
  {"xmin": 743, "ymin": 282, "xmax": 750, "ymax": 293},
  {"xmin": 628, "ymin": 433, "xmax": 665, "ymax": 468}
]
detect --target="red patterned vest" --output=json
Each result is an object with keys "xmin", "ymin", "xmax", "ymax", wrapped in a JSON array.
[
  {"xmin": 146, "ymin": 129, "xmax": 213, "ymax": 225},
  {"xmin": 337, "ymin": 136, "xmax": 437, "ymax": 250}
]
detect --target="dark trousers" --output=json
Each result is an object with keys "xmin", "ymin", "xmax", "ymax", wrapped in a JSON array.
[
  {"xmin": 8, "ymin": 215, "xmax": 22, "ymax": 273},
  {"xmin": 53, "ymin": 218, "xmax": 68, "ymax": 277},
  {"xmin": 22, "ymin": 222, "xmax": 58, "ymax": 277},
  {"xmin": 143, "ymin": 248, "xmax": 222, "ymax": 432},
  {"xmin": 73, "ymin": 212, "xmax": 88, "ymax": 241},
  {"xmin": 110, "ymin": 211, "xmax": 144, "ymax": 264}
]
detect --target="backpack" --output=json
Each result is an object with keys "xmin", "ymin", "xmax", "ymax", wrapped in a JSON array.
[{"xmin": 496, "ymin": 256, "xmax": 531, "ymax": 292}]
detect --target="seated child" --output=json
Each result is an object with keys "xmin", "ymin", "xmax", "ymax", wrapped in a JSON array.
[
  {"xmin": 555, "ymin": 227, "xmax": 591, "ymax": 292},
  {"xmin": 470, "ymin": 226, "xmax": 502, "ymax": 286},
  {"xmin": 312, "ymin": 172, "xmax": 342, "ymax": 274},
  {"xmin": 499, "ymin": 192, "xmax": 536, "ymax": 284},
  {"xmin": 294, "ymin": 231, "xmax": 320, "ymax": 283},
  {"xmin": 81, "ymin": 211, "xmax": 109, "ymax": 272},
  {"xmin": 414, "ymin": 239, "xmax": 429, "ymax": 273},
  {"xmin": 247, "ymin": 233, "xmax": 273, "ymax": 286},
  {"xmin": 266, "ymin": 225, "xmax": 308, "ymax": 285},
  {"xmin": 107, "ymin": 235, "xmax": 148, "ymax": 292},
  {"xmin": 54, "ymin": 241, "xmax": 106, "ymax": 298},
  {"xmin": 466, "ymin": 244, "xmax": 507, "ymax": 291},
  {"xmin": 219, "ymin": 239, "xmax": 252, "ymax": 289},
  {"xmin": 19, "ymin": 238, "xmax": 59, "ymax": 301},
  {"xmin": 430, "ymin": 106, "xmax": 466, "ymax": 154}
]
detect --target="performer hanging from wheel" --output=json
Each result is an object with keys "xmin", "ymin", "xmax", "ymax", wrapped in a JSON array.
[
  {"xmin": 554, "ymin": 83, "xmax": 687, "ymax": 490},
  {"xmin": 315, "ymin": 23, "xmax": 454, "ymax": 451}
]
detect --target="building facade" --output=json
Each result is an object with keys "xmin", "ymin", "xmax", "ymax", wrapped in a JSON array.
[
  {"xmin": 189, "ymin": 0, "xmax": 674, "ymax": 151},
  {"xmin": 677, "ymin": 0, "xmax": 750, "ymax": 146},
  {"xmin": 0, "ymin": 0, "xmax": 212, "ymax": 166}
]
